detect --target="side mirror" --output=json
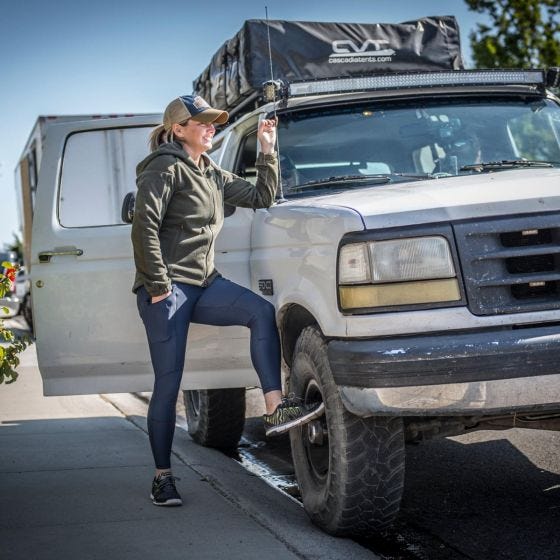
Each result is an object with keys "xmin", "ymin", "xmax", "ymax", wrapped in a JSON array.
[{"xmin": 121, "ymin": 191, "xmax": 135, "ymax": 224}]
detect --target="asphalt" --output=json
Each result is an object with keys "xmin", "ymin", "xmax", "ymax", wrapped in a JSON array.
[{"xmin": 0, "ymin": 342, "xmax": 377, "ymax": 560}]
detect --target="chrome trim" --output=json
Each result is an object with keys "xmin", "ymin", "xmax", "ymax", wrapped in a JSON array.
[{"xmin": 339, "ymin": 374, "xmax": 560, "ymax": 416}]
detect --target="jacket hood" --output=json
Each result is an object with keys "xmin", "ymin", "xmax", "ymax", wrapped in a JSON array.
[{"xmin": 136, "ymin": 142, "xmax": 211, "ymax": 175}]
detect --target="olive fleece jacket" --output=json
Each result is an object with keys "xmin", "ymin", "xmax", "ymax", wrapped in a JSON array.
[{"xmin": 131, "ymin": 141, "xmax": 278, "ymax": 296}]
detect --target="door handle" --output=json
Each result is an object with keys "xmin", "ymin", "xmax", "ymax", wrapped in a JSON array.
[{"xmin": 38, "ymin": 248, "xmax": 84, "ymax": 263}]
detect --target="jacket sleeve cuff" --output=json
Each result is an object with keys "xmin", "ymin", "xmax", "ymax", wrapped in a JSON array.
[
  {"xmin": 145, "ymin": 281, "xmax": 172, "ymax": 297},
  {"xmin": 256, "ymin": 151, "xmax": 277, "ymax": 163}
]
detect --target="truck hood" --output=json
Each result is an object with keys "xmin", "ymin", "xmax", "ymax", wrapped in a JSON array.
[{"xmin": 287, "ymin": 168, "xmax": 560, "ymax": 229}]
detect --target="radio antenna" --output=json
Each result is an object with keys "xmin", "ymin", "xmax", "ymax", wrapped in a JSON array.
[
  {"xmin": 265, "ymin": 6, "xmax": 276, "ymax": 120},
  {"xmin": 265, "ymin": 6, "xmax": 285, "ymax": 201}
]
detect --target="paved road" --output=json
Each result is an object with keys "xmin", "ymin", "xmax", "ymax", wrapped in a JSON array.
[{"xmin": 399, "ymin": 428, "xmax": 560, "ymax": 560}]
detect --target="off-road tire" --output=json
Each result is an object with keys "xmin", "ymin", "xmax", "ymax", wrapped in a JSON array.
[
  {"xmin": 290, "ymin": 326, "xmax": 405, "ymax": 536},
  {"xmin": 183, "ymin": 388, "xmax": 246, "ymax": 449}
]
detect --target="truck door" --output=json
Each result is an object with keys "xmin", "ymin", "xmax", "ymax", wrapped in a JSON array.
[{"xmin": 31, "ymin": 117, "xmax": 256, "ymax": 396}]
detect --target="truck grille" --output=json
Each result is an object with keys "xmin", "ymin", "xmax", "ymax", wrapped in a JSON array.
[{"xmin": 453, "ymin": 213, "xmax": 560, "ymax": 315}]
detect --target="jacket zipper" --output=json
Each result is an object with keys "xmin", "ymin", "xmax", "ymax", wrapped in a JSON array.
[{"xmin": 202, "ymin": 171, "xmax": 217, "ymax": 287}]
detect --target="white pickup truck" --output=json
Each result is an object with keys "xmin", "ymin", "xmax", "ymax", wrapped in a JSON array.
[
  {"xmin": 26, "ymin": 66, "xmax": 560, "ymax": 536},
  {"xmin": 25, "ymin": 71, "xmax": 560, "ymax": 534}
]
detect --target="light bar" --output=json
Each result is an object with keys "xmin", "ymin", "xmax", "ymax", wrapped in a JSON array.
[{"xmin": 288, "ymin": 70, "xmax": 544, "ymax": 97}]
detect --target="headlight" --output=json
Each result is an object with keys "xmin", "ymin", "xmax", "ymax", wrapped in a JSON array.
[
  {"xmin": 338, "ymin": 236, "xmax": 461, "ymax": 311},
  {"xmin": 370, "ymin": 236, "xmax": 455, "ymax": 282}
]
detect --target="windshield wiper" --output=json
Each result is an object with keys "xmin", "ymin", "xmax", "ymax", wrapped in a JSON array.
[
  {"xmin": 292, "ymin": 171, "xmax": 444, "ymax": 192},
  {"xmin": 461, "ymin": 159, "xmax": 556, "ymax": 172},
  {"xmin": 293, "ymin": 174, "xmax": 393, "ymax": 191}
]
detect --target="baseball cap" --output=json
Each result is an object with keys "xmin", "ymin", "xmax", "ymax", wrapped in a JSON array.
[{"xmin": 163, "ymin": 95, "xmax": 228, "ymax": 129}]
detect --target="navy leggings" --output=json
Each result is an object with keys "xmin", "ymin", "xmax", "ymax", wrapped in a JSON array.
[{"xmin": 136, "ymin": 276, "xmax": 282, "ymax": 469}]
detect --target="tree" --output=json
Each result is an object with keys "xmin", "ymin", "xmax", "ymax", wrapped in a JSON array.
[
  {"xmin": 3, "ymin": 233, "xmax": 23, "ymax": 263},
  {"xmin": 465, "ymin": 0, "xmax": 560, "ymax": 68}
]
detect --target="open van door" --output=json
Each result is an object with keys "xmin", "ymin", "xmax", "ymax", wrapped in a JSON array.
[{"xmin": 31, "ymin": 116, "xmax": 257, "ymax": 396}]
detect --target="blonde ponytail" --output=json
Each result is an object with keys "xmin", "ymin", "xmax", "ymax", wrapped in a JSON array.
[{"xmin": 149, "ymin": 124, "xmax": 173, "ymax": 152}]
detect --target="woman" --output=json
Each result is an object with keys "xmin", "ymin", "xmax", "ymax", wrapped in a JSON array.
[{"xmin": 131, "ymin": 95, "xmax": 323, "ymax": 507}]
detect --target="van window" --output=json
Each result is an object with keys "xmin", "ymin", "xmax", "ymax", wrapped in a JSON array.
[{"xmin": 59, "ymin": 127, "xmax": 152, "ymax": 227}]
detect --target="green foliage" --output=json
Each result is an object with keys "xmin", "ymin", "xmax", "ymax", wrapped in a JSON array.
[
  {"xmin": 0, "ymin": 262, "xmax": 14, "ymax": 298},
  {"xmin": 0, "ymin": 262, "xmax": 30, "ymax": 384},
  {"xmin": 3, "ymin": 233, "xmax": 23, "ymax": 263},
  {"xmin": 466, "ymin": 0, "xmax": 560, "ymax": 68}
]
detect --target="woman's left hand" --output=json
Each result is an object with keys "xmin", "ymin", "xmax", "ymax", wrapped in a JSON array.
[{"xmin": 257, "ymin": 117, "xmax": 277, "ymax": 154}]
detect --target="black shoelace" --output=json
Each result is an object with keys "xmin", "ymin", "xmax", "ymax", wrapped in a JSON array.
[{"xmin": 155, "ymin": 474, "xmax": 180, "ymax": 491}]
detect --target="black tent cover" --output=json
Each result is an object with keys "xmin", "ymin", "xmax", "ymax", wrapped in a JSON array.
[{"xmin": 192, "ymin": 16, "xmax": 464, "ymax": 113}]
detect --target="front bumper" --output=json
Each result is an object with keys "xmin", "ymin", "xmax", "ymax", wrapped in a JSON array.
[{"xmin": 328, "ymin": 324, "xmax": 560, "ymax": 415}]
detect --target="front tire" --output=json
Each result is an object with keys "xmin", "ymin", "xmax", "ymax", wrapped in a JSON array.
[
  {"xmin": 183, "ymin": 388, "xmax": 246, "ymax": 449},
  {"xmin": 289, "ymin": 327, "xmax": 405, "ymax": 536}
]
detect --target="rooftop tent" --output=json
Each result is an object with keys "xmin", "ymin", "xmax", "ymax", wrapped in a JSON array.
[{"xmin": 192, "ymin": 16, "xmax": 464, "ymax": 113}]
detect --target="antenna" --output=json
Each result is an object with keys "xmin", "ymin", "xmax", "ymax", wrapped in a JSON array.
[
  {"xmin": 265, "ymin": 6, "xmax": 285, "ymax": 201},
  {"xmin": 265, "ymin": 6, "xmax": 276, "ymax": 121}
]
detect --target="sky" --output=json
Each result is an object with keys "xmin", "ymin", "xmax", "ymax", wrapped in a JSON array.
[{"xmin": 0, "ymin": 0, "xmax": 486, "ymax": 248}]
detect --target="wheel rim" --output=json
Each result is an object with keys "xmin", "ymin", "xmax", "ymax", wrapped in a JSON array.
[
  {"xmin": 187, "ymin": 390, "xmax": 201, "ymax": 418},
  {"xmin": 302, "ymin": 380, "xmax": 329, "ymax": 483}
]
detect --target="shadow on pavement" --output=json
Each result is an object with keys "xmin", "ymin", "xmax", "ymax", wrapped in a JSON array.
[{"xmin": 401, "ymin": 434, "xmax": 560, "ymax": 560}]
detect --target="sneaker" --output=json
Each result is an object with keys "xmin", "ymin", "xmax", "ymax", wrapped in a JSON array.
[
  {"xmin": 263, "ymin": 396, "xmax": 325, "ymax": 437},
  {"xmin": 150, "ymin": 472, "xmax": 182, "ymax": 506}
]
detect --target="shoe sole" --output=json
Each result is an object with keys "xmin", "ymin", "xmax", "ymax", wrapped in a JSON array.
[
  {"xmin": 265, "ymin": 402, "xmax": 325, "ymax": 437},
  {"xmin": 150, "ymin": 493, "xmax": 183, "ymax": 506}
]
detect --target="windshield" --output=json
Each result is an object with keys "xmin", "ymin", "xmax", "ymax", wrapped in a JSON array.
[{"xmin": 277, "ymin": 97, "xmax": 560, "ymax": 196}]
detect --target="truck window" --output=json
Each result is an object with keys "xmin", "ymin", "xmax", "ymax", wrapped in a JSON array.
[
  {"xmin": 58, "ymin": 127, "xmax": 151, "ymax": 228},
  {"xmin": 235, "ymin": 130, "xmax": 258, "ymax": 185}
]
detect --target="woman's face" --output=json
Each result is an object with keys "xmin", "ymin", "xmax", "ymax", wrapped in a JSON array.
[{"xmin": 176, "ymin": 119, "xmax": 215, "ymax": 153}]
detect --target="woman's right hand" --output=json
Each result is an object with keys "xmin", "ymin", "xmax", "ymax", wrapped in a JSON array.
[
  {"xmin": 257, "ymin": 117, "xmax": 277, "ymax": 154},
  {"xmin": 151, "ymin": 291, "xmax": 172, "ymax": 304}
]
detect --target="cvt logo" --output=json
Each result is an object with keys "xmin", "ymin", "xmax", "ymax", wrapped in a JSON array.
[{"xmin": 329, "ymin": 39, "xmax": 396, "ymax": 63}]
